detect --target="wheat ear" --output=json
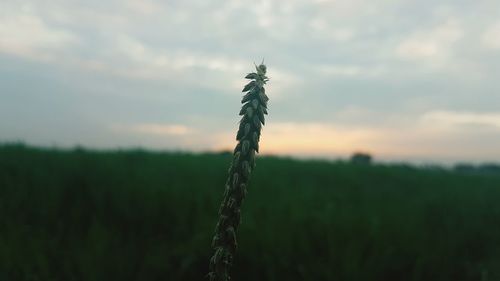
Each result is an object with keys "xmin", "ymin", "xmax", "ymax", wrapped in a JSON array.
[{"xmin": 208, "ymin": 63, "xmax": 269, "ymax": 281}]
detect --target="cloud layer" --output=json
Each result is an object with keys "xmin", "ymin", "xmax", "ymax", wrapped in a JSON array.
[{"xmin": 1, "ymin": 0, "xmax": 499, "ymax": 163}]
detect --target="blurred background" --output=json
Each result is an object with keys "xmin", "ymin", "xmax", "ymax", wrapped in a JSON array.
[{"xmin": 1, "ymin": 0, "xmax": 500, "ymax": 280}]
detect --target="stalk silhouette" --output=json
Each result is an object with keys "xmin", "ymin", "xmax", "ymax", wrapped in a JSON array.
[{"xmin": 208, "ymin": 63, "xmax": 269, "ymax": 281}]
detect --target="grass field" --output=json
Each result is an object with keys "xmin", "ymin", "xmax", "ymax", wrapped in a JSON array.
[{"xmin": 1, "ymin": 144, "xmax": 499, "ymax": 281}]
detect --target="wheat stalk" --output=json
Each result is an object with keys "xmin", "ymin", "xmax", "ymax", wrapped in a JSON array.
[{"xmin": 208, "ymin": 63, "xmax": 269, "ymax": 281}]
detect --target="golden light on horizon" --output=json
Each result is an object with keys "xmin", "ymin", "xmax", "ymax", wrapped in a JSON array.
[
  {"xmin": 259, "ymin": 122, "xmax": 378, "ymax": 156},
  {"xmin": 212, "ymin": 122, "xmax": 381, "ymax": 158},
  {"xmin": 211, "ymin": 116, "xmax": 500, "ymax": 163}
]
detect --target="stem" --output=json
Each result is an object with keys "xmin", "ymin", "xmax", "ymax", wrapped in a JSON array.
[{"xmin": 208, "ymin": 64, "xmax": 269, "ymax": 281}]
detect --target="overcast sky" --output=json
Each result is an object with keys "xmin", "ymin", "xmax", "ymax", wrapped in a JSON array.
[{"xmin": 1, "ymin": 0, "xmax": 499, "ymax": 164}]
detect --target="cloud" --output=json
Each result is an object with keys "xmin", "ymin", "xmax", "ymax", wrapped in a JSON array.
[
  {"xmin": 309, "ymin": 19, "xmax": 355, "ymax": 42},
  {"xmin": 119, "ymin": 123, "xmax": 193, "ymax": 136},
  {"xmin": 125, "ymin": 0, "xmax": 162, "ymax": 15},
  {"xmin": 420, "ymin": 110, "xmax": 500, "ymax": 129},
  {"xmin": 115, "ymin": 35, "xmax": 248, "ymax": 73},
  {"xmin": 482, "ymin": 22, "xmax": 500, "ymax": 49},
  {"xmin": 0, "ymin": 13, "xmax": 79, "ymax": 60},
  {"xmin": 315, "ymin": 64, "xmax": 385, "ymax": 78},
  {"xmin": 395, "ymin": 20, "xmax": 463, "ymax": 64}
]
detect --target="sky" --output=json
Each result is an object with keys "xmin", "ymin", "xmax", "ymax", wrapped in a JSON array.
[{"xmin": 1, "ymin": 0, "xmax": 500, "ymax": 164}]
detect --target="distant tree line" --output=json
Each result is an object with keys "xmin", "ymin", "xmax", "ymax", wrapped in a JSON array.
[
  {"xmin": 350, "ymin": 152, "xmax": 372, "ymax": 165},
  {"xmin": 454, "ymin": 163, "xmax": 500, "ymax": 174}
]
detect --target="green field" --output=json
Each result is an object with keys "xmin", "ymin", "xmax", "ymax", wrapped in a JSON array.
[{"xmin": 1, "ymin": 144, "xmax": 499, "ymax": 281}]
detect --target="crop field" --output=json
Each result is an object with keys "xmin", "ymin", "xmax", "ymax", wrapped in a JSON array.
[{"xmin": 1, "ymin": 144, "xmax": 500, "ymax": 281}]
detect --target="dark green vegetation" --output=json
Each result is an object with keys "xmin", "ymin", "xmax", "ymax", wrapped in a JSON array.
[{"xmin": 1, "ymin": 144, "xmax": 499, "ymax": 281}]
